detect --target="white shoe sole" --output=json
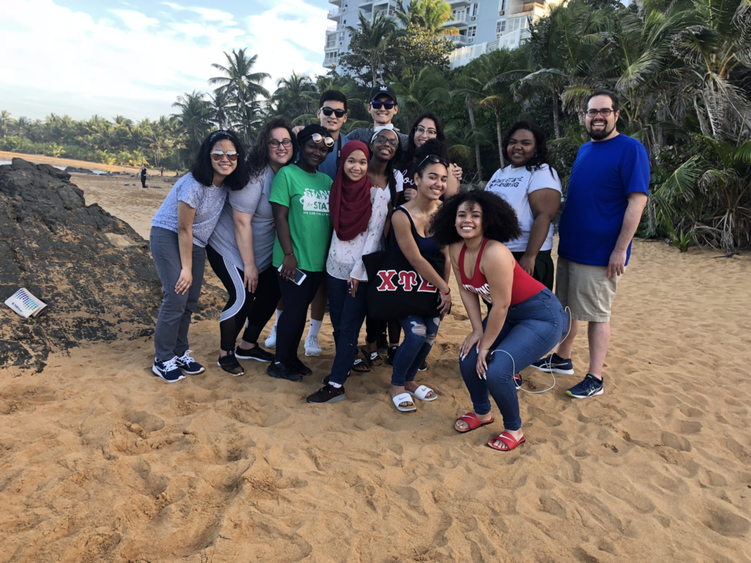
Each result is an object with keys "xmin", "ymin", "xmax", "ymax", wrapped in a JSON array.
[
  {"xmin": 531, "ymin": 364, "xmax": 574, "ymax": 375},
  {"xmin": 305, "ymin": 348, "xmax": 322, "ymax": 357},
  {"xmin": 151, "ymin": 365, "xmax": 185, "ymax": 382}
]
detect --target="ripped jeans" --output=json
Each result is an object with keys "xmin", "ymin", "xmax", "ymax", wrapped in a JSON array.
[{"xmin": 391, "ymin": 315, "xmax": 441, "ymax": 387}]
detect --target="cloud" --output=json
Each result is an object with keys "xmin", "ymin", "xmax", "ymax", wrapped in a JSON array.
[{"xmin": 0, "ymin": 0, "xmax": 328, "ymax": 121}]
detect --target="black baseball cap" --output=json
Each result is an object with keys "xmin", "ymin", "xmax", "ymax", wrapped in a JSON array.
[{"xmin": 369, "ymin": 85, "xmax": 397, "ymax": 104}]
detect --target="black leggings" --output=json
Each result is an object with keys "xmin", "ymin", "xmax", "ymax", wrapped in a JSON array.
[
  {"xmin": 275, "ymin": 269, "xmax": 324, "ymax": 362},
  {"xmin": 206, "ymin": 245, "xmax": 281, "ymax": 352},
  {"xmin": 365, "ymin": 317, "xmax": 402, "ymax": 345}
]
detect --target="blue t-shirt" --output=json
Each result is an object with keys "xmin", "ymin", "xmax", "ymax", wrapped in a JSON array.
[
  {"xmin": 317, "ymin": 132, "xmax": 350, "ymax": 180},
  {"xmin": 558, "ymin": 134, "xmax": 650, "ymax": 267}
]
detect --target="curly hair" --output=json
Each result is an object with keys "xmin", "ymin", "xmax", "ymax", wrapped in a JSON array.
[
  {"xmin": 406, "ymin": 111, "xmax": 448, "ymax": 161},
  {"xmin": 191, "ymin": 130, "xmax": 250, "ymax": 191},
  {"xmin": 429, "ymin": 190, "xmax": 521, "ymax": 246},
  {"xmin": 247, "ymin": 116, "xmax": 297, "ymax": 180},
  {"xmin": 501, "ymin": 120, "xmax": 552, "ymax": 173}
]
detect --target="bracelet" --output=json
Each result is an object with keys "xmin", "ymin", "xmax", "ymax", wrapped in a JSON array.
[
  {"xmin": 439, "ymin": 288, "xmax": 451, "ymax": 296},
  {"xmin": 284, "ymin": 251, "xmax": 294, "ymax": 257}
]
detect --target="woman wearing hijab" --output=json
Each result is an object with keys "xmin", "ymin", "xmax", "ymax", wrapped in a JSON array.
[{"xmin": 306, "ymin": 140, "xmax": 391, "ymax": 403}]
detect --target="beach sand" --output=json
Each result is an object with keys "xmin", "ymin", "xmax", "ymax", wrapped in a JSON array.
[
  {"xmin": 1, "ymin": 174, "xmax": 750, "ymax": 562},
  {"xmin": 0, "ymin": 151, "xmax": 173, "ymax": 175}
]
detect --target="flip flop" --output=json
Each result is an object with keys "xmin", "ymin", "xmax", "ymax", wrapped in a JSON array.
[
  {"xmin": 455, "ymin": 412, "xmax": 494, "ymax": 433},
  {"xmin": 391, "ymin": 392, "xmax": 416, "ymax": 412},
  {"xmin": 487, "ymin": 431, "xmax": 526, "ymax": 451},
  {"xmin": 352, "ymin": 347, "xmax": 381, "ymax": 373},
  {"xmin": 407, "ymin": 385, "xmax": 437, "ymax": 402}
]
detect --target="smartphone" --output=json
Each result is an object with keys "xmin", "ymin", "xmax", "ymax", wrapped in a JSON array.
[{"xmin": 278, "ymin": 265, "xmax": 307, "ymax": 286}]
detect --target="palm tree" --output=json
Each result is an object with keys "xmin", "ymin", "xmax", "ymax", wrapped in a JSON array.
[
  {"xmin": 670, "ymin": 0, "xmax": 751, "ymax": 141},
  {"xmin": 208, "ymin": 89, "xmax": 231, "ymax": 130},
  {"xmin": 341, "ymin": 12, "xmax": 403, "ymax": 86},
  {"xmin": 0, "ymin": 110, "xmax": 11, "ymax": 137},
  {"xmin": 388, "ymin": 66, "xmax": 451, "ymax": 127},
  {"xmin": 172, "ymin": 91, "xmax": 212, "ymax": 147},
  {"xmin": 209, "ymin": 49, "xmax": 270, "ymax": 110},
  {"xmin": 396, "ymin": 0, "xmax": 456, "ymax": 35},
  {"xmin": 269, "ymin": 72, "xmax": 318, "ymax": 122}
]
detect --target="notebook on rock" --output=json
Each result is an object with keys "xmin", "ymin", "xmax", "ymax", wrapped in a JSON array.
[{"xmin": 4, "ymin": 288, "xmax": 48, "ymax": 318}]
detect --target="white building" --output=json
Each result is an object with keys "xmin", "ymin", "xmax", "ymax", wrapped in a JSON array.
[{"xmin": 323, "ymin": 0, "xmax": 560, "ymax": 71}]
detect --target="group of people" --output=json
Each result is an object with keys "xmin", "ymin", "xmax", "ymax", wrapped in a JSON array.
[{"xmin": 148, "ymin": 87, "xmax": 649, "ymax": 452}]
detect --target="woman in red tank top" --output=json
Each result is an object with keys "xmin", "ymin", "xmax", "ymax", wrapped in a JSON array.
[{"xmin": 431, "ymin": 191, "xmax": 568, "ymax": 451}]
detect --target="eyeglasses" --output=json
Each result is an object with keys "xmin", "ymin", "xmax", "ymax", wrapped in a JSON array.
[
  {"xmin": 371, "ymin": 100, "xmax": 395, "ymax": 110},
  {"xmin": 268, "ymin": 139, "xmax": 292, "ymax": 148},
  {"xmin": 210, "ymin": 150, "xmax": 238, "ymax": 161},
  {"xmin": 310, "ymin": 133, "xmax": 335, "ymax": 147},
  {"xmin": 417, "ymin": 154, "xmax": 449, "ymax": 169},
  {"xmin": 372, "ymin": 136, "xmax": 399, "ymax": 148},
  {"xmin": 415, "ymin": 126, "xmax": 437, "ymax": 137},
  {"xmin": 320, "ymin": 107, "xmax": 347, "ymax": 118},
  {"xmin": 584, "ymin": 108, "xmax": 614, "ymax": 117}
]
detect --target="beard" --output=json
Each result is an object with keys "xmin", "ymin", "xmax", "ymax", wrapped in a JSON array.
[{"xmin": 587, "ymin": 120, "xmax": 615, "ymax": 140}]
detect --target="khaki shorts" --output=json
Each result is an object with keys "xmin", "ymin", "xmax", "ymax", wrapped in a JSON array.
[{"xmin": 555, "ymin": 257, "xmax": 622, "ymax": 323}]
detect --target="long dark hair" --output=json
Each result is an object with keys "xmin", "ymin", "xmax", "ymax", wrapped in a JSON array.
[
  {"xmin": 407, "ymin": 111, "xmax": 448, "ymax": 161},
  {"xmin": 501, "ymin": 120, "xmax": 551, "ymax": 173},
  {"xmin": 430, "ymin": 191, "xmax": 521, "ymax": 246},
  {"xmin": 370, "ymin": 128, "xmax": 403, "ymax": 204},
  {"xmin": 247, "ymin": 116, "xmax": 297, "ymax": 180},
  {"xmin": 191, "ymin": 130, "xmax": 249, "ymax": 190}
]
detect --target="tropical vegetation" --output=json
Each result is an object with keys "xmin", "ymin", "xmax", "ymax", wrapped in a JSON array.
[{"xmin": 1, "ymin": 0, "xmax": 749, "ymax": 250}]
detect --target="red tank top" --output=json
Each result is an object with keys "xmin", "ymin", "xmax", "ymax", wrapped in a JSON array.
[{"xmin": 459, "ymin": 238, "xmax": 545, "ymax": 305}]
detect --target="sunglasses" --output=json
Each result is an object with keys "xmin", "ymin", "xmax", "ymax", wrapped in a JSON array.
[
  {"xmin": 371, "ymin": 100, "xmax": 395, "ymax": 110},
  {"xmin": 269, "ymin": 139, "xmax": 292, "ymax": 148},
  {"xmin": 310, "ymin": 133, "xmax": 335, "ymax": 147},
  {"xmin": 210, "ymin": 150, "xmax": 238, "ymax": 161},
  {"xmin": 320, "ymin": 107, "xmax": 347, "ymax": 118},
  {"xmin": 417, "ymin": 154, "xmax": 449, "ymax": 169},
  {"xmin": 372, "ymin": 136, "xmax": 399, "ymax": 148}
]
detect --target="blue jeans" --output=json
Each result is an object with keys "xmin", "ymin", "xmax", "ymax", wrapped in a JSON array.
[
  {"xmin": 327, "ymin": 275, "xmax": 369, "ymax": 385},
  {"xmin": 391, "ymin": 315, "xmax": 441, "ymax": 386},
  {"xmin": 150, "ymin": 227, "xmax": 206, "ymax": 361},
  {"xmin": 460, "ymin": 288, "xmax": 567, "ymax": 431}
]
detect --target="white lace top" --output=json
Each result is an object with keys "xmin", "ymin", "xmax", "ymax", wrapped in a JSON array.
[{"xmin": 326, "ymin": 185, "xmax": 390, "ymax": 281}]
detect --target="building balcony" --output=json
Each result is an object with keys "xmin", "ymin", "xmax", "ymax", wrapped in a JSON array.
[
  {"xmin": 328, "ymin": 0, "xmax": 341, "ymax": 6},
  {"xmin": 444, "ymin": 14, "xmax": 470, "ymax": 28},
  {"xmin": 328, "ymin": 8, "xmax": 341, "ymax": 19},
  {"xmin": 360, "ymin": 0, "xmax": 373, "ymax": 9},
  {"xmin": 326, "ymin": 24, "xmax": 343, "ymax": 34},
  {"xmin": 447, "ymin": 0, "xmax": 471, "ymax": 6},
  {"xmin": 508, "ymin": 2, "xmax": 545, "ymax": 16},
  {"xmin": 450, "ymin": 35, "xmax": 469, "ymax": 46},
  {"xmin": 325, "ymin": 42, "xmax": 338, "ymax": 51}
]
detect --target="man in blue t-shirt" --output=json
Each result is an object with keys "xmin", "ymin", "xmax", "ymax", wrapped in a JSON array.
[{"xmin": 532, "ymin": 91, "xmax": 649, "ymax": 399}]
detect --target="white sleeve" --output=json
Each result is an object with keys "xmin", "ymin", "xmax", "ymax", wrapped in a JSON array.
[
  {"xmin": 394, "ymin": 169, "xmax": 404, "ymax": 193},
  {"xmin": 528, "ymin": 164, "xmax": 562, "ymax": 194},
  {"xmin": 349, "ymin": 191, "xmax": 389, "ymax": 281}
]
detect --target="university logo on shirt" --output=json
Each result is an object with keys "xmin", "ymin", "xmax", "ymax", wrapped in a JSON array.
[{"xmin": 300, "ymin": 189, "xmax": 330, "ymax": 214}]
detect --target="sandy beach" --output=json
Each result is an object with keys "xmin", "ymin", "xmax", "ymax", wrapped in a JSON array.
[{"xmin": 1, "ymin": 173, "xmax": 750, "ymax": 562}]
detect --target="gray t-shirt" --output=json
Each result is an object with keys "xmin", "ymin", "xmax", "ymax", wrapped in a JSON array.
[
  {"xmin": 347, "ymin": 127, "xmax": 409, "ymax": 151},
  {"xmin": 207, "ymin": 167, "xmax": 277, "ymax": 272},
  {"xmin": 151, "ymin": 172, "xmax": 227, "ymax": 247}
]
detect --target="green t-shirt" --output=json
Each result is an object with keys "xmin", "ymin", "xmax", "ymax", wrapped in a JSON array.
[{"xmin": 269, "ymin": 164, "xmax": 333, "ymax": 272}]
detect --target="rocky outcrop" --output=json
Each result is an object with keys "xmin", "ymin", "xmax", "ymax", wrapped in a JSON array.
[{"xmin": 0, "ymin": 158, "xmax": 221, "ymax": 372}]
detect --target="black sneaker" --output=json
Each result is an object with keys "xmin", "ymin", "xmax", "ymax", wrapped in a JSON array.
[
  {"xmin": 174, "ymin": 350, "xmax": 205, "ymax": 375},
  {"xmin": 530, "ymin": 353, "xmax": 574, "ymax": 375},
  {"xmin": 152, "ymin": 357, "xmax": 185, "ymax": 383},
  {"xmin": 217, "ymin": 352, "xmax": 244, "ymax": 376},
  {"xmin": 566, "ymin": 374, "xmax": 604, "ymax": 399},
  {"xmin": 235, "ymin": 345, "xmax": 274, "ymax": 362},
  {"xmin": 288, "ymin": 356, "xmax": 312, "ymax": 376},
  {"xmin": 306, "ymin": 383, "xmax": 346, "ymax": 403},
  {"xmin": 266, "ymin": 361, "xmax": 302, "ymax": 382},
  {"xmin": 386, "ymin": 345, "xmax": 399, "ymax": 366},
  {"xmin": 418, "ymin": 359, "xmax": 428, "ymax": 372}
]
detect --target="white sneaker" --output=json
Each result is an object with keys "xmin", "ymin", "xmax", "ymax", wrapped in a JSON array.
[
  {"xmin": 305, "ymin": 334, "xmax": 321, "ymax": 356},
  {"xmin": 265, "ymin": 326, "xmax": 277, "ymax": 349}
]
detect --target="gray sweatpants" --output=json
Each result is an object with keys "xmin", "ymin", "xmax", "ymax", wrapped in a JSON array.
[{"xmin": 150, "ymin": 226, "xmax": 206, "ymax": 361}]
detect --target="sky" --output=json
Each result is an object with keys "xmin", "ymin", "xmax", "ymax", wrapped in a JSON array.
[{"xmin": 0, "ymin": 0, "xmax": 332, "ymax": 122}]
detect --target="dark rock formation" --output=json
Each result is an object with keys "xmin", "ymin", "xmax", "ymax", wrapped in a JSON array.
[{"xmin": 0, "ymin": 158, "xmax": 222, "ymax": 372}]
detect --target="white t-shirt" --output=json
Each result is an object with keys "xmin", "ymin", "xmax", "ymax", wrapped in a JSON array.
[{"xmin": 486, "ymin": 163, "xmax": 562, "ymax": 252}]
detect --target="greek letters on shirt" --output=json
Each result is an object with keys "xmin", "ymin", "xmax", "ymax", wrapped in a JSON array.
[
  {"xmin": 300, "ymin": 188, "xmax": 330, "ymax": 215},
  {"xmin": 375, "ymin": 269, "xmax": 437, "ymax": 293}
]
